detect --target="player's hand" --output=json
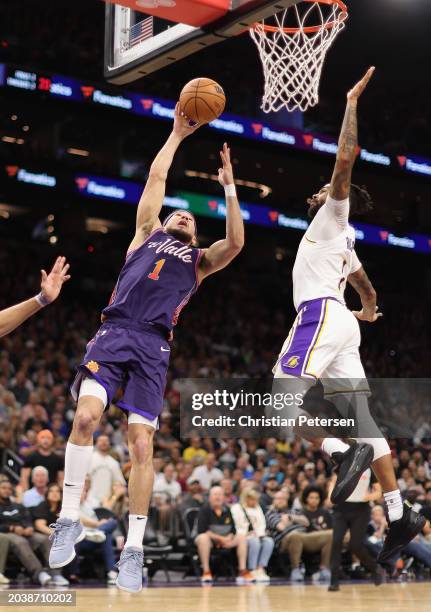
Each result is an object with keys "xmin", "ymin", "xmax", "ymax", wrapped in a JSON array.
[
  {"xmin": 352, "ymin": 305, "xmax": 383, "ymax": 323},
  {"xmin": 40, "ymin": 256, "xmax": 71, "ymax": 304},
  {"xmin": 173, "ymin": 102, "xmax": 201, "ymax": 139},
  {"xmin": 347, "ymin": 66, "xmax": 375, "ymax": 103},
  {"xmin": 218, "ymin": 142, "xmax": 235, "ymax": 187}
]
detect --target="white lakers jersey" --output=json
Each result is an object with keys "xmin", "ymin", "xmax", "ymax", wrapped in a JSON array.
[{"xmin": 292, "ymin": 195, "xmax": 362, "ymax": 311}]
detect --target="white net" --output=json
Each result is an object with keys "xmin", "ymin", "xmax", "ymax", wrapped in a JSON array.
[{"xmin": 250, "ymin": 1, "xmax": 347, "ymax": 113}]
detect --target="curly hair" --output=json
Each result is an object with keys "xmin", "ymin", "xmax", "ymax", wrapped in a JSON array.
[
  {"xmin": 349, "ymin": 184, "xmax": 374, "ymax": 216},
  {"xmin": 301, "ymin": 484, "xmax": 326, "ymax": 506}
]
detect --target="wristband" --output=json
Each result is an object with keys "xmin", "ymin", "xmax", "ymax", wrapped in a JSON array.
[
  {"xmin": 35, "ymin": 292, "xmax": 50, "ymax": 307},
  {"xmin": 224, "ymin": 184, "xmax": 236, "ymax": 198}
]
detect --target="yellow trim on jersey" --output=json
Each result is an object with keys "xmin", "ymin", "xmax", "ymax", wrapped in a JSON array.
[{"xmin": 303, "ymin": 299, "xmax": 329, "ymax": 378}]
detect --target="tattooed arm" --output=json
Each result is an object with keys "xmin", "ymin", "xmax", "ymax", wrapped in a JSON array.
[
  {"xmin": 348, "ymin": 265, "xmax": 382, "ymax": 323},
  {"xmin": 329, "ymin": 67, "xmax": 375, "ymax": 201}
]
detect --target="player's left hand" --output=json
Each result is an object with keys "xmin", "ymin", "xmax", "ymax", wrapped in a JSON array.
[
  {"xmin": 218, "ymin": 142, "xmax": 235, "ymax": 187},
  {"xmin": 352, "ymin": 305, "xmax": 383, "ymax": 323},
  {"xmin": 40, "ymin": 256, "xmax": 71, "ymax": 304}
]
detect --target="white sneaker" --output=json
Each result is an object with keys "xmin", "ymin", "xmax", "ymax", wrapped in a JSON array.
[
  {"xmin": 52, "ymin": 574, "xmax": 70, "ymax": 586},
  {"xmin": 107, "ymin": 570, "xmax": 118, "ymax": 585},
  {"xmin": 38, "ymin": 571, "xmax": 52, "ymax": 586},
  {"xmin": 0, "ymin": 573, "xmax": 10, "ymax": 584},
  {"xmin": 255, "ymin": 569, "xmax": 270, "ymax": 583},
  {"xmin": 84, "ymin": 529, "xmax": 106, "ymax": 543}
]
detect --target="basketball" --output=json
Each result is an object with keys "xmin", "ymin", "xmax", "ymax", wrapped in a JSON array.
[{"xmin": 179, "ymin": 78, "xmax": 226, "ymax": 124}]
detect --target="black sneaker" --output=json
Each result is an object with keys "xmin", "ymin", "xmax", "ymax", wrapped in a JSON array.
[
  {"xmin": 330, "ymin": 442, "xmax": 374, "ymax": 504},
  {"xmin": 328, "ymin": 583, "xmax": 340, "ymax": 592},
  {"xmin": 377, "ymin": 501, "xmax": 426, "ymax": 563},
  {"xmin": 372, "ymin": 565, "xmax": 384, "ymax": 586}
]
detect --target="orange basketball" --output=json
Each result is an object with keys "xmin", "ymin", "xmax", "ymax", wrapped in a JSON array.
[{"xmin": 179, "ymin": 78, "xmax": 226, "ymax": 125}]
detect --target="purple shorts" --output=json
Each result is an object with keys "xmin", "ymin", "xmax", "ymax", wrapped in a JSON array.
[{"xmin": 71, "ymin": 320, "xmax": 170, "ymax": 421}]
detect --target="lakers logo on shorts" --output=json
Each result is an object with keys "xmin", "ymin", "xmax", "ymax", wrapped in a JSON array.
[
  {"xmin": 285, "ymin": 356, "xmax": 300, "ymax": 368},
  {"xmin": 86, "ymin": 360, "xmax": 99, "ymax": 373}
]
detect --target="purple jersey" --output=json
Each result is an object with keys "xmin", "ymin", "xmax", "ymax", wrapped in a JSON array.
[{"xmin": 102, "ymin": 228, "xmax": 202, "ymax": 332}]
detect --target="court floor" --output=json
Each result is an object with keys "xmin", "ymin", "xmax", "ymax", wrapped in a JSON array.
[{"xmin": 2, "ymin": 582, "xmax": 431, "ymax": 612}]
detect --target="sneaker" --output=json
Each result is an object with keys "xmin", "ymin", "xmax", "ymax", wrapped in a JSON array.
[
  {"xmin": 377, "ymin": 501, "xmax": 426, "ymax": 563},
  {"xmin": 330, "ymin": 443, "xmax": 374, "ymax": 504},
  {"xmin": 116, "ymin": 546, "xmax": 144, "ymax": 593},
  {"xmin": 200, "ymin": 571, "xmax": 213, "ymax": 583},
  {"xmin": 84, "ymin": 529, "xmax": 106, "ymax": 543},
  {"xmin": 254, "ymin": 568, "xmax": 270, "ymax": 583},
  {"xmin": 38, "ymin": 571, "xmax": 52, "ymax": 586},
  {"xmin": 236, "ymin": 570, "xmax": 256, "ymax": 584},
  {"xmin": 328, "ymin": 584, "xmax": 340, "ymax": 592},
  {"xmin": 372, "ymin": 565, "xmax": 384, "ymax": 586},
  {"xmin": 0, "ymin": 573, "xmax": 10, "ymax": 584},
  {"xmin": 107, "ymin": 570, "xmax": 118, "ymax": 585},
  {"xmin": 49, "ymin": 518, "xmax": 85, "ymax": 569},
  {"xmin": 51, "ymin": 574, "xmax": 70, "ymax": 586},
  {"xmin": 290, "ymin": 567, "xmax": 305, "ymax": 582},
  {"xmin": 312, "ymin": 568, "xmax": 331, "ymax": 582}
]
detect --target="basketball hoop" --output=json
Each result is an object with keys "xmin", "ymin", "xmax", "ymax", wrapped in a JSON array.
[{"xmin": 250, "ymin": 0, "xmax": 348, "ymax": 113}]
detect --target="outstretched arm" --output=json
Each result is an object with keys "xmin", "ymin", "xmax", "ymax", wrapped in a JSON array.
[
  {"xmin": 128, "ymin": 103, "xmax": 200, "ymax": 253},
  {"xmin": 0, "ymin": 256, "xmax": 70, "ymax": 338},
  {"xmin": 329, "ymin": 67, "xmax": 375, "ymax": 201},
  {"xmin": 348, "ymin": 265, "xmax": 382, "ymax": 323},
  {"xmin": 198, "ymin": 143, "xmax": 244, "ymax": 281}
]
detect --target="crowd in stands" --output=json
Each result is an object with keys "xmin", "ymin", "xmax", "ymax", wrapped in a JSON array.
[{"xmin": 0, "ymin": 242, "xmax": 431, "ymax": 586}]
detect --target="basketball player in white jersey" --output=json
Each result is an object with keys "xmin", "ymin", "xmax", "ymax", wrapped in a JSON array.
[{"xmin": 273, "ymin": 67, "xmax": 425, "ymax": 562}]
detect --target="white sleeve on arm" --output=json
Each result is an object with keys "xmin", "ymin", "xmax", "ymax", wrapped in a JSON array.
[
  {"xmin": 325, "ymin": 195, "xmax": 350, "ymax": 230},
  {"xmin": 351, "ymin": 250, "xmax": 362, "ymax": 274},
  {"xmin": 307, "ymin": 195, "xmax": 350, "ymax": 241}
]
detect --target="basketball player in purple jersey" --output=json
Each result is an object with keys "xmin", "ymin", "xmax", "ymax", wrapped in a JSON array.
[
  {"xmin": 48, "ymin": 104, "xmax": 244, "ymax": 592},
  {"xmin": 273, "ymin": 68, "xmax": 425, "ymax": 568}
]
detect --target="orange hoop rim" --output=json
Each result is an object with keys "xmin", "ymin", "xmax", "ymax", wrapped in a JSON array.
[{"xmin": 250, "ymin": 0, "xmax": 348, "ymax": 35}]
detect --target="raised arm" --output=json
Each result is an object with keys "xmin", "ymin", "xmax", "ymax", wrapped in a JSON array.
[
  {"xmin": 0, "ymin": 257, "xmax": 70, "ymax": 338},
  {"xmin": 128, "ymin": 103, "xmax": 200, "ymax": 253},
  {"xmin": 197, "ymin": 143, "xmax": 244, "ymax": 281},
  {"xmin": 348, "ymin": 265, "xmax": 382, "ymax": 323},
  {"xmin": 329, "ymin": 67, "xmax": 375, "ymax": 201}
]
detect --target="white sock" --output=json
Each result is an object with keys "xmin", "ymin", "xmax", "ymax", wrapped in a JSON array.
[
  {"xmin": 384, "ymin": 489, "xmax": 403, "ymax": 522},
  {"xmin": 59, "ymin": 442, "xmax": 94, "ymax": 521},
  {"xmin": 125, "ymin": 515, "xmax": 148, "ymax": 550},
  {"xmin": 321, "ymin": 438, "xmax": 350, "ymax": 457}
]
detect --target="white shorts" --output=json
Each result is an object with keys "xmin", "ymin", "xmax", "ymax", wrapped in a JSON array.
[{"xmin": 273, "ymin": 298, "xmax": 368, "ymax": 393}]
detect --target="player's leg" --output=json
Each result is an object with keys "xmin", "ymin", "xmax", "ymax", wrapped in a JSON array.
[
  {"xmin": 325, "ymin": 325, "xmax": 426, "ymax": 560},
  {"xmin": 273, "ymin": 298, "xmax": 373, "ymax": 501},
  {"xmin": 115, "ymin": 414, "xmax": 156, "ymax": 593},
  {"xmin": 49, "ymin": 378, "xmax": 107, "ymax": 569}
]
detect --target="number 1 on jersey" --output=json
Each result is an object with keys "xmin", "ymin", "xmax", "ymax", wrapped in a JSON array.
[{"xmin": 148, "ymin": 259, "xmax": 166, "ymax": 281}]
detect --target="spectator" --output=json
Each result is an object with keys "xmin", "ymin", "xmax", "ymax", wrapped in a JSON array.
[
  {"xmin": 183, "ymin": 437, "xmax": 208, "ymax": 463},
  {"xmin": 266, "ymin": 490, "xmax": 332, "ymax": 582},
  {"xmin": 21, "ymin": 392, "xmax": 48, "ymax": 425},
  {"xmin": 178, "ymin": 478, "xmax": 205, "ymax": 513},
  {"xmin": 231, "ymin": 488, "xmax": 274, "ymax": 581},
  {"xmin": 220, "ymin": 478, "xmax": 238, "ymax": 505},
  {"xmin": 190, "ymin": 454, "xmax": 223, "ymax": 491},
  {"xmin": 260, "ymin": 477, "xmax": 280, "ymax": 511},
  {"xmin": 31, "ymin": 483, "xmax": 69, "ymax": 585},
  {"xmin": 9, "ymin": 370, "xmax": 32, "ymax": 405},
  {"xmin": 88, "ymin": 435, "xmax": 126, "ymax": 504},
  {"xmin": 301, "ymin": 486, "xmax": 332, "ymax": 532},
  {"xmin": 20, "ymin": 430, "xmax": 64, "ymax": 491},
  {"xmin": 195, "ymin": 486, "xmax": 255, "ymax": 584},
  {"xmin": 153, "ymin": 463, "xmax": 182, "ymax": 502},
  {"xmin": 100, "ymin": 482, "xmax": 128, "ymax": 521},
  {"xmin": 0, "ymin": 533, "xmax": 9, "ymax": 584},
  {"xmin": 262, "ymin": 460, "xmax": 284, "ymax": 485},
  {"xmin": 22, "ymin": 466, "xmax": 49, "ymax": 508},
  {"xmin": 0, "ymin": 478, "xmax": 52, "ymax": 585}
]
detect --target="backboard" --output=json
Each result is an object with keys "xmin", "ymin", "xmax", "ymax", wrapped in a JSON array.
[{"xmin": 104, "ymin": 0, "xmax": 302, "ymax": 85}]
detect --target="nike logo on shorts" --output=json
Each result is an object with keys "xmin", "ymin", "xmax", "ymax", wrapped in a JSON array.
[{"xmin": 161, "ymin": 347, "xmax": 170, "ymax": 352}]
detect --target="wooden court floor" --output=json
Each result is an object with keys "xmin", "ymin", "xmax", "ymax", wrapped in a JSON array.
[{"xmin": 2, "ymin": 582, "xmax": 431, "ymax": 612}]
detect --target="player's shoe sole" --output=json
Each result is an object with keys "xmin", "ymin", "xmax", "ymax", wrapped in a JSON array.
[
  {"xmin": 330, "ymin": 442, "xmax": 374, "ymax": 504},
  {"xmin": 377, "ymin": 501, "xmax": 426, "ymax": 563}
]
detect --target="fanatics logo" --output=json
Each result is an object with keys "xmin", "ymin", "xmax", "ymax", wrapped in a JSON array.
[
  {"xmin": 285, "ymin": 356, "xmax": 300, "ymax": 368},
  {"xmin": 86, "ymin": 360, "xmax": 99, "ymax": 373}
]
